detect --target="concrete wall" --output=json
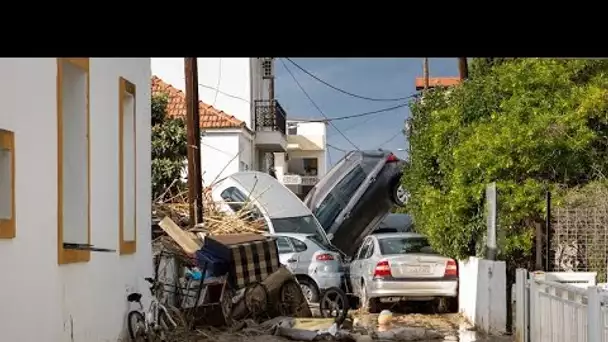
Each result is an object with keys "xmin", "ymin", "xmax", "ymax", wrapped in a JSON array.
[
  {"xmin": 201, "ymin": 129, "xmax": 251, "ymax": 186},
  {"xmin": 289, "ymin": 120, "xmax": 327, "ymax": 150},
  {"xmin": 459, "ymin": 257, "xmax": 507, "ymax": 335},
  {"xmin": 0, "ymin": 58, "xmax": 152, "ymax": 341}
]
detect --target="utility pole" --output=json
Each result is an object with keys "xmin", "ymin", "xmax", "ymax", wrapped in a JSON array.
[
  {"xmin": 422, "ymin": 58, "xmax": 429, "ymax": 89},
  {"xmin": 184, "ymin": 58, "xmax": 203, "ymax": 226},
  {"xmin": 458, "ymin": 57, "xmax": 469, "ymax": 80}
]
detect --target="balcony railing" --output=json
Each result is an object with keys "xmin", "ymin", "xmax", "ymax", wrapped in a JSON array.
[
  {"xmin": 254, "ymin": 100, "xmax": 286, "ymax": 135},
  {"xmin": 282, "ymin": 174, "xmax": 319, "ymax": 186}
]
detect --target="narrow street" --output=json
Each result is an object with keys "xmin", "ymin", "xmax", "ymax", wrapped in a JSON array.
[{"xmin": 309, "ymin": 303, "xmax": 513, "ymax": 342}]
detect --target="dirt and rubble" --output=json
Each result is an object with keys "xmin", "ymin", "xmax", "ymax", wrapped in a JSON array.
[{"xmin": 148, "ymin": 185, "xmax": 512, "ymax": 342}]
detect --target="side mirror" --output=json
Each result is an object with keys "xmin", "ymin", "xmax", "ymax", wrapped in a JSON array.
[{"xmin": 327, "ymin": 233, "xmax": 334, "ymax": 240}]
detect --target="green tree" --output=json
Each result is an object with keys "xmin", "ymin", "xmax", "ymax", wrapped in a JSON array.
[
  {"xmin": 403, "ymin": 59, "xmax": 608, "ymax": 267},
  {"xmin": 151, "ymin": 93, "xmax": 187, "ymax": 200}
]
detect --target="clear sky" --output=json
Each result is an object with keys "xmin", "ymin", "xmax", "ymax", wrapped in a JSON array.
[{"xmin": 274, "ymin": 58, "xmax": 459, "ymax": 166}]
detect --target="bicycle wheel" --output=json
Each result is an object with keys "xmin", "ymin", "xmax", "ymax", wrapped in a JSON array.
[
  {"xmin": 319, "ymin": 287, "xmax": 349, "ymax": 321},
  {"xmin": 127, "ymin": 311, "xmax": 148, "ymax": 341},
  {"xmin": 245, "ymin": 282, "xmax": 269, "ymax": 317}
]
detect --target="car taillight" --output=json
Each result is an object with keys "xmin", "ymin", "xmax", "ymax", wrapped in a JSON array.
[
  {"xmin": 373, "ymin": 260, "xmax": 391, "ymax": 278},
  {"xmin": 386, "ymin": 153, "xmax": 399, "ymax": 163},
  {"xmin": 444, "ymin": 259, "xmax": 458, "ymax": 277},
  {"xmin": 316, "ymin": 253, "xmax": 335, "ymax": 261}
]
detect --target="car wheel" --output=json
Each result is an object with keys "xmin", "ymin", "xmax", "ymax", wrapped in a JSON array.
[
  {"xmin": 392, "ymin": 183, "xmax": 409, "ymax": 207},
  {"xmin": 298, "ymin": 278, "xmax": 320, "ymax": 303},
  {"xmin": 437, "ymin": 297, "xmax": 459, "ymax": 313},
  {"xmin": 360, "ymin": 282, "xmax": 380, "ymax": 314}
]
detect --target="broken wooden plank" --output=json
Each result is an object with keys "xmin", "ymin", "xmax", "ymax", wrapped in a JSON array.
[{"xmin": 158, "ymin": 217, "xmax": 202, "ymax": 255}]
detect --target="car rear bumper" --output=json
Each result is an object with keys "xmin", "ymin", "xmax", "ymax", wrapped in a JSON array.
[
  {"xmin": 311, "ymin": 271, "xmax": 344, "ymax": 291},
  {"xmin": 368, "ymin": 279, "xmax": 458, "ymax": 298}
]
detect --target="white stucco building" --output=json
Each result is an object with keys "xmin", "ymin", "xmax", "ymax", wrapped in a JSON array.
[
  {"xmin": 274, "ymin": 118, "xmax": 328, "ymax": 199},
  {"xmin": 151, "ymin": 76, "xmax": 253, "ymax": 187},
  {"xmin": 0, "ymin": 58, "xmax": 153, "ymax": 341},
  {"xmin": 151, "ymin": 58, "xmax": 288, "ymax": 186}
]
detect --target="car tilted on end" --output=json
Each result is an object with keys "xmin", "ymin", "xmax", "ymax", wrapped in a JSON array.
[{"xmin": 303, "ymin": 150, "xmax": 408, "ymax": 257}]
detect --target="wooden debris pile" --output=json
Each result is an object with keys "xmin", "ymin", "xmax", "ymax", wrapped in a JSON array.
[{"xmin": 152, "ymin": 184, "xmax": 268, "ymax": 262}]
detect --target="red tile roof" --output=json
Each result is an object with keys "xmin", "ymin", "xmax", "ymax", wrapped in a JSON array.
[
  {"xmin": 151, "ymin": 75, "xmax": 245, "ymax": 129},
  {"xmin": 415, "ymin": 77, "xmax": 461, "ymax": 90}
]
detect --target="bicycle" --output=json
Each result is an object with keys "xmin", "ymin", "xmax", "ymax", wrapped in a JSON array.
[{"xmin": 127, "ymin": 277, "xmax": 180, "ymax": 341}]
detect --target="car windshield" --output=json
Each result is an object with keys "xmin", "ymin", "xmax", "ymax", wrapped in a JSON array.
[
  {"xmin": 378, "ymin": 237, "xmax": 438, "ymax": 255},
  {"xmin": 271, "ymin": 215, "xmax": 332, "ymax": 246}
]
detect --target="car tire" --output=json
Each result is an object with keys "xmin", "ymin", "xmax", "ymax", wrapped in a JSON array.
[
  {"xmin": 368, "ymin": 298, "xmax": 380, "ymax": 314},
  {"xmin": 361, "ymin": 282, "xmax": 380, "ymax": 314},
  {"xmin": 298, "ymin": 278, "xmax": 320, "ymax": 303},
  {"xmin": 437, "ymin": 297, "xmax": 459, "ymax": 313},
  {"xmin": 391, "ymin": 182, "xmax": 408, "ymax": 207}
]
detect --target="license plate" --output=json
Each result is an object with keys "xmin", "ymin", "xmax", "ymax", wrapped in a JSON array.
[{"xmin": 404, "ymin": 265, "xmax": 431, "ymax": 274}]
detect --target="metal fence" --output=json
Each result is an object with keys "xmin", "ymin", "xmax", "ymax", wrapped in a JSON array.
[
  {"xmin": 551, "ymin": 207, "xmax": 608, "ymax": 282},
  {"xmin": 515, "ymin": 269, "xmax": 606, "ymax": 342}
]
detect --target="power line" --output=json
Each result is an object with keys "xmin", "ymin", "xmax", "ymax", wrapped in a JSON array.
[
  {"xmin": 200, "ymin": 140, "xmax": 235, "ymax": 157},
  {"xmin": 307, "ymin": 102, "xmax": 409, "ymax": 123},
  {"xmin": 212, "ymin": 58, "xmax": 222, "ymax": 106},
  {"xmin": 327, "ymin": 143, "xmax": 347, "ymax": 153},
  {"xmin": 342, "ymin": 115, "xmax": 376, "ymax": 133},
  {"xmin": 280, "ymin": 59, "xmax": 360, "ymax": 151},
  {"xmin": 376, "ymin": 130, "xmax": 404, "ymax": 149},
  {"xmin": 285, "ymin": 57, "xmax": 415, "ymax": 102},
  {"xmin": 198, "ymin": 83, "xmax": 250, "ymax": 103}
]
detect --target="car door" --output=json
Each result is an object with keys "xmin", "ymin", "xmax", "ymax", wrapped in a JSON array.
[
  {"xmin": 313, "ymin": 193, "xmax": 345, "ymax": 235},
  {"xmin": 348, "ymin": 242, "xmax": 362, "ymax": 291},
  {"xmin": 289, "ymin": 237, "xmax": 313, "ymax": 275},
  {"xmin": 335, "ymin": 164, "xmax": 368, "ymax": 216},
  {"xmin": 350, "ymin": 239, "xmax": 371, "ymax": 295},
  {"xmin": 361, "ymin": 238, "xmax": 377, "ymax": 281},
  {"xmin": 275, "ymin": 236, "xmax": 299, "ymax": 273}
]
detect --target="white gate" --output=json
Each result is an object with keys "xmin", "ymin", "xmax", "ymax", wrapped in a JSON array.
[{"xmin": 514, "ymin": 269, "xmax": 607, "ymax": 342}]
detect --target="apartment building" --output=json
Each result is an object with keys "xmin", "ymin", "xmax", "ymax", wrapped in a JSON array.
[{"xmin": 274, "ymin": 118, "xmax": 327, "ymax": 199}]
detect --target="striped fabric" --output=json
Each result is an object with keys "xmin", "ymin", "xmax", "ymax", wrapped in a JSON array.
[
  {"xmin": 202, "ymin": 235, "xmax": 280, "ymax": 290},
  {"xmin": 231, "ymin": 238, "xmax": 280, "ymax": 289}
]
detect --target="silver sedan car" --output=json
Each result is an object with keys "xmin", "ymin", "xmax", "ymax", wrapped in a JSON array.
[{"xmin": 349, "ymin": 232, "xmax": 458, "ymax": 313}]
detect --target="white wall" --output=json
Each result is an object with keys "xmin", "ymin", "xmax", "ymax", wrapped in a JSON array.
[
  {"xmin": 459, "ymin": 257, "xmax": 507, "ymax": 335},
  {"xmin": 238, "ymin": 132, "xmax": 254, "ymax": 171},
  {"xmin": 0, "ymin": 58, "xmax": 152, "ymax": 341},
  {"xmin": 200, "ymin": 129, "xmax": 245, "ymax": 186},
  {"xmin": 151, "ymin": 58, "xmax": 253, "ymax": 129},
  {"xmin": 274, "ymin": 152, "xmax": 287, "ymax": 181},
  {"xmin": 290, "ymin": 120, "xmax": 327, "ymax": 150}
]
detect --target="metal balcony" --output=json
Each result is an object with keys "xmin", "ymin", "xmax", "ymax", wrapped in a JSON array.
[
  {"xmin": 254, "ymin": 100, "xmax": 286, "ymax": 134},
  {"xmin": 254, "ymin": 100, "xmax": 287, "ymax": 152},
  {"xmin": 282, "ymin": 174, "xmax": 319, "ymax": 186}
]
